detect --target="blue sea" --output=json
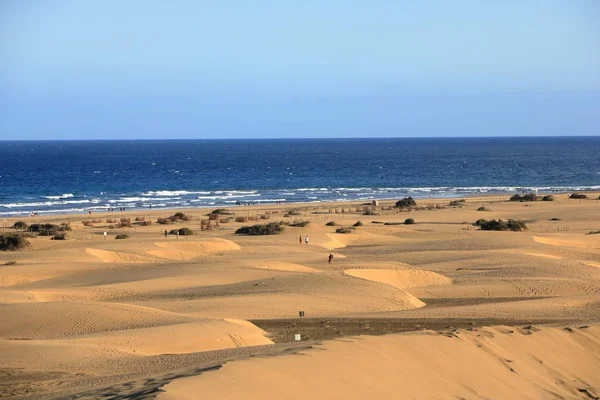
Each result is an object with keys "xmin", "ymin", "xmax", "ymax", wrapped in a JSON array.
[{"xmin": 0, "ymin": 137, "xmax": 599, "ymax": 216}]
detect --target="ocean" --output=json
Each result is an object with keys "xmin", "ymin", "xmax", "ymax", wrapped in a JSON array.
[{"xmin": 0, "ymin": 137, "xmax": 598, "ymax": 216}]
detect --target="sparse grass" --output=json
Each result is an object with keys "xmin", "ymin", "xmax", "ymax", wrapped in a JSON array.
[
  {"xmin": 475, "ymin": 219, "xmax": 527, "ymax": 231},
  {"xmin": 106, "ymin": 219, "xmax": 116, "ymax": 223},
  {"xmin": 404, "ymin": 218, "xmax": 415, "ymax": 225},
  {"xmin": 134, "ymin": 217, "xmax": 145, "ymax": 222},
  {"xmin": 363, "ymin": 210, "xmax": 378, "ymax": 215},
  {"xmin": 477, "ymin": 206, "xmax": 490, "ymax": 211},
  {"xmin": 170, "ymin": 227, "xmax": 194, "ymax": 236},
  {"xmin": 4, "ymin": 260, "xmax": 17, "ymax": 265},
  {"xmin": 52, "ymin": 233, "xmax": 67, "ymax": 240},
  {"xmin": 139, "ymin": 220, "xmax": 152, "ymax": 226},
  {"xmin": 335, "ymin": 227, "xmax": 354, "ymax": 234},
  {"xmin": 0, "ymin": 234, "xmax": 29, "ymax": 251},
  {"xmin": 289, "ymin": 220, "xmax": 310, "ymax": 227},
  {"xmin": 157, "ymin": 217, "xmax": 171, "ymax": 224},
  {"xmin": 396, "ymin": 197, "xmax": 416, "ymax": 208},
  {"xmin": 353, "ymin": 221, "xmax": 364, "ymax": 227},
  {"xmin": 236, "ymin": 222, "xmax": 285, "ymax": 235},
  {"xmin": 325, "ymin": 221, "xmax": 337, "ymax": 226},
  {"xmin": 115, "ymin": 234, "xmax": 129, "ymax": 239},
  {"xmin": 587, "ymin": 230, "xmax": 600, "ymax": 235},
  {"xmin": 541, "ymin": 195, "xmax": 555, "ymax": 202}
]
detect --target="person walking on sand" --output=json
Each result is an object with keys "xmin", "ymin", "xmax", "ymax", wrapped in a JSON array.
[
  {"xmin": 328, "ymin": 253, "xmax": 333, "ymax": 264},
  {"xmin": 164, "ymin": 229, "xmax": 168, "ymax": 238},
  {"xmin": 299, "ymin": 235, "xmax": 303, "ymax": 245},
  {"xmin": 305, "ymin": 235, "xmax": 309, "ymax": 245}
]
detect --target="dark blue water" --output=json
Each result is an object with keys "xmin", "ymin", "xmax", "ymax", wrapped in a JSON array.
[{"xmin": 0, "ymin": 137, "xmax": 599, "ymax": 216}]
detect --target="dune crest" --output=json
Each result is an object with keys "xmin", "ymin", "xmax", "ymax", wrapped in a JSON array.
[
  {"xmin": 85, "ymin": 248, "xmax": 153, "ymax": 263},
  {"xmin": 147, "ymin": 238, "xmax": 241, "ymax": 260},
  {"xmin": 250, "ymin": 261, "xmax": 320, "ymax": 273},
  {"xmin": 533, "ymin": 235, "xmax": 597, "ymax": 249},
  {"xmin": 344, "ymin": 268, "xmax": 451, "ymax": 290}
]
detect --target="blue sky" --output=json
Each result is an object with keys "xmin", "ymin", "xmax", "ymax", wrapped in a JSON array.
[{"xmin": 1, "ymin": 1, "xmax": 599, "ymax": 139}]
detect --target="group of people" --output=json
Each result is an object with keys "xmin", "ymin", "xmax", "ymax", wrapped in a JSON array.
[
  {"xmin": 298, "ymin": 235, "xmax": 334, "ymax": 263},
  {"xmin": 29, "ymin": 211, "xmax": 40, "ymax": 217}
]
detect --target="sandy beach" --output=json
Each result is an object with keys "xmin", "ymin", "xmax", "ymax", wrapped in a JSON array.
[{"xmin": 1, "ymin": 193, "xmax": 600, "ymax": 399}]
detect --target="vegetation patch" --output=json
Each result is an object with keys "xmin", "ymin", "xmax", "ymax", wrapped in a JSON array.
[
  {"xmin": 157, "ymin": 217, "xmax": 171, "ymax": 225},
  {"xmin": 169, "ymin": 227, "xmax": 195, "ymax": 236},
  {"xmin": 353, "ymin": 221, "xmax": 364, "ymax": 227},
  {"xmin": 477, "ymin": 206, "xmax": 490, "ymax": 211},
  {"xmin": 325, "ymin": 221, "xmax": 337, "ymax": 226},
  {"xmin": 0, "ymin": 234, "xmax": 29, "ymax": 251},
  {"xmin": 4, "ymin": 260, "xmax": 17, "ymax": 265},
  {"xmin": 404, "ymin": 218, "xmax": 415, "ymax": 225},
  {"xmin": 12, "ymin": 221, "xmax": 28, "ymax": 230},
  {"xmin": 510, "ymin": 193, "xmax": 538, "ymax": 202},
  {"xmin": 288, "ymin": 220, "xmax": 310, "ymax": 227},
  {"xmin": 569, "ymin": 193, "xmax": 587, "ymax": 199},
  {"xmin": 29, "ymin": 223, "xmax": 71, "ymax": 236},
  {"xmin": 396, "ymin": 197, "xmax": 417, "ymax": 208},
  {"xmin": 335, "ymin": 227, "xmax": 354, "ymax": 234},
  {"xmin": 52, "ymin": 233, "xmax": 67, "ymax": 240},
  {"xmin": 587, "ymin": 230, "xmax": 600, "ymax": 235},
  {"xmin": 363, "ymin": 209, "xmax": 378, "ymax": 215},
  {"xmin": 449, "ymin": 199, "xmax": 466, "ymax": 207},
  {"xmin": 475, "ymin": 219, "xmax": 527, "ymax": 231},
  {"xmin": 208, "ymin": 208, "xmax": 234, "ymax": 216},
  {"xmin": 541, "ymin": 195, "xmax": 555, "ymax": 202},
  {"xmin": 235, "ymin": 222, "xmax": 285, "ymax": 235},
  {"xmin": 284, "ymin": 209, "xmax": 302, "ymax": 217},
  {"xmin": 115, "ymin": 234, "xmax": 129, "ymax": 239}
]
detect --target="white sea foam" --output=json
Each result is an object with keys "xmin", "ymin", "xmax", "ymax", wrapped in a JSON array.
[{"xmin": 43, "ymin": 193, "xmax": 74, "ymax": 200}]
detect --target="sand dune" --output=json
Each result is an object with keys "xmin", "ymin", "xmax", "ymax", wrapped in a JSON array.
[
  {"xmin": 533, "ymin": 235, "xmax": 599, "ymax": 249},
  {"xmin": 524, "ymin": 252, "xmax": 563, "ymax": 259},
  {"xmin": 147, "ymin": 238, "xmax": 241, "ymax": 260},
  {"xmin": 85, "ymin": 248, "xmax": 154, "ymax": 263},
  {"xmin": 250, "ymin": 261, "xmax": 320, "ymax": 273},
  {"xmin": 344, "ymin": 268, "xmax": 452, "ymax": 290},
  {"xmin": 158, "ymin": 325, "xmax": 600, "ymax": 400},
  {"xmin": 63, "ymin": 319, "xmax": 272, "ymax": 356}
]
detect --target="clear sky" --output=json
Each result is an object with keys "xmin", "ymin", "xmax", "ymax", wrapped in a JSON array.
[{"xmin": 1, "ymin": 0, "xmax": 599, "ymax": 139}]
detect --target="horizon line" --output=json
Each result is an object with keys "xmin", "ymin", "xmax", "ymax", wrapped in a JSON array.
[{"xmin": 1, "ymin": 135, "xmax": 599, "ymax": 142}]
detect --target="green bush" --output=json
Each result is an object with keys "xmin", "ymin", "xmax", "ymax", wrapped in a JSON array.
[
  {"xmin": 569, "ymin": 193, "xmax": 587, "ymax": 199},
  {"xmin": 541, "ymin": 195, "xmax": 555, "ymax": 202},
  {"xmin": 325, "ymin": 221, "xmax": 337, "ymax": 226},
  {"xmin": 353, "ymin": 221, "xmax": 364, "ymax": 227},
  {"xmin": 510, "ymin": 193, "xmax": 538, "ymax": 202},
  {"xmin": 235, "ymin": 222, "xmax": 285, "ymax": 235},
  {"xmin": 289, "ymin": 220, "xmax": 310, "ymax": 227},
  {"xmin": 396, "ymin": 197, "xmax": 416, "ymax": 208},
  {"xmin": 476, "ymin": 219, "xmax": 527, "ymax": 231},
  {"xmin": 0, "ymin": 234, "xmax": 29, "ymax": 251},
  {"xmin": 115, "ymin": 234, "xmax": 129, "ymax": 239},
  {"xmin": 404, "ymin": 218, "xmax": 415, "ymax": 225},
  {"xmin": 12, "ymin": 221, "xmax": 28, "ymax": 230},
  {"xmin": 52, "ymin": 233, "xmax": 66, "ymax": 240},
  {"xmin": 335, "ymin": 227, "xmax": 354, "ymax": 234}
]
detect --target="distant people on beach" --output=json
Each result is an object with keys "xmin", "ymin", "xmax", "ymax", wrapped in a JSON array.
[
  {"xmin": 299, "ymin": 235, "xmax": 302, "ymax": 245},
  {"xmin": 29, "ymin": 211, "xmax": 39, "ymax": 217},
  {"xmin": 164, "ymin": 229, "xmax": 168, "ymax": 238},
  {"xmin": 305, "ymin": 235, "xmax": 309, "ymax": 245},
  {"xmin": 328, "ymin": 253, "xmax": 333, "ymax": 264}
]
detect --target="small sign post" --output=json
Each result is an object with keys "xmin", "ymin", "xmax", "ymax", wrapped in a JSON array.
[{"xmin": 294, "ymin": 334, "xmax": 301, "ymax": 341}]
